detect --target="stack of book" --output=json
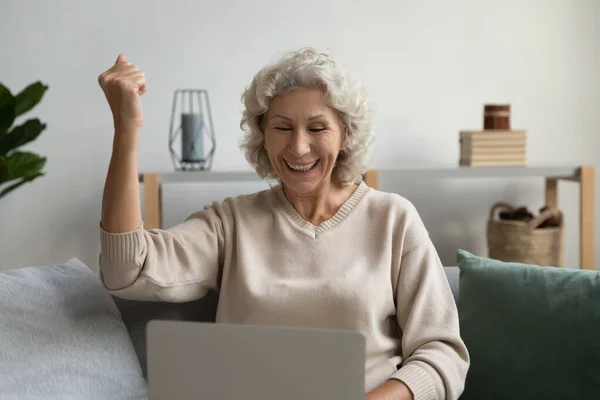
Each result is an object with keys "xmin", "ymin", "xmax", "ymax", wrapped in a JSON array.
[{"xmin": 459, "ymin": 130, "xmax": 526, "ymax": 166}]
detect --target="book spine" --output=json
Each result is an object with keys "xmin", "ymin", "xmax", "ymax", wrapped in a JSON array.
[
  {"xmin": 459, "ymin": 131, "xmax": 526, "ymax": 140},
  {"xmin": 460, "ymin": 158, "xmax": 526, "ymax": 166},
  {"xmin": 461, "ymin": 154, "xmax": 526, "ymax": 161}
]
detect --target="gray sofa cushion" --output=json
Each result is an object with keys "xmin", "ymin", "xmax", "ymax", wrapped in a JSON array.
[
  {"xmin": 112, "ymin": 291, "xmax": 218, "ymax": 378},
  {"xmin": 444, "ymin": 266, "xmax": 460, "ymax": 302},
  {"xmin": 0, "ymin": 259, "xmax": 147, "ymax": 400}
]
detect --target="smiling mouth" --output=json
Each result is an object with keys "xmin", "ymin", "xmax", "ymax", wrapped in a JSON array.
[{"xmin": 285, "ymin": 159, "xmax": 319, "ymax": 173}]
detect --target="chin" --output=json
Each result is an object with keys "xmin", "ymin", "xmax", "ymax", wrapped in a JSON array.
[{"xmin": 278, "ymin": 164, "xmax": 329, "ymax": 194}]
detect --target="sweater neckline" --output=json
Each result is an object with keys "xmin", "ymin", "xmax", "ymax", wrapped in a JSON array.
[{"xmin": 273, "ymin": 181, "xmax": 370, "ymax": 237}]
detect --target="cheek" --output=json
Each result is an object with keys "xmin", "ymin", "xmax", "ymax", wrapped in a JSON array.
[
  {"xmin": 263, "ymin": 132, "xmax": 274, "ymax": 151},
  {"xmin": 317, "ymin": 134, "xmax": 344, "ymax": 155},
  {"xmin": 263, "ymin": 133, "xmax": 283, "ymax": 158}
]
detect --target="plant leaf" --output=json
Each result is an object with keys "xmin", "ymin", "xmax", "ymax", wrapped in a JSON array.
[
  {"xmin": 0, "ymin": 83, "xmax": 16, "ymax": 135},
  {"xmin": 0, "ymin": 157, "xmax": 7, "ymax": 182},
  {"xmin": 0, "ymin": 119, "xmax": 46, "ymax": 156},
  {"xmin": 0, "ymin": 151, "xmax": 46, "ymax": 184},
  {"xmin": 15, "ymin": 82, "xmax": 48, "ymax": 117},
  {"xmin": 0, "ymin": 172, "xmax": 44, "ymax": 199}
]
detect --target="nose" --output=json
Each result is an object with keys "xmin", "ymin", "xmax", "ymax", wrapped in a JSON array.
[{"xmin": 287, "ymin": 128, "xmax": 311, "ymax": 158}]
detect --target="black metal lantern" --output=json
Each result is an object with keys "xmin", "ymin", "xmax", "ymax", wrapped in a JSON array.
[{"xmin": 168, "ymin": 89, "xmax": 216, "ymax": 171}]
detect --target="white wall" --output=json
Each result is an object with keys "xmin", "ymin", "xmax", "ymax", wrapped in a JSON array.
[{"xmin": 1, "ymin": 0, "xmax": 598, "ymax": 271}]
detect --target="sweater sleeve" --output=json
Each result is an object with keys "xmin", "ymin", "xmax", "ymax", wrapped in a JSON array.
[
  {"xmin": 98, "ymin": 203, "xmax": 225, "ymax": 303},
  {"xmin": 390, "ymin": 237, "xmax": 470, "ymax": 400}
]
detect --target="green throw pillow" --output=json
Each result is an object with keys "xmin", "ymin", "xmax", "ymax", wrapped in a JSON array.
[{"xmin": 456, "ymin": 249, "xmax": 600, "ymax": 400}]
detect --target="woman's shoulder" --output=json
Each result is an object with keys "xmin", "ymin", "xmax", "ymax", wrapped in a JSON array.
[
  {"xmin": 180, "ymin": 185, "xmax": 281, "ymax": 238},
  {"xmin": 364, "ymin": 186, "xmax": 422, "ymax": 219},
  {"xmin": 363, "ymin": 187, "xmax": 430, "ymax": 252}
]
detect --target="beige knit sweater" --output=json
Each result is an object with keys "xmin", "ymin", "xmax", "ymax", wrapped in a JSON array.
[{"xmin": 99, "ymin": 181, "xmax": 469, "ymax": 399}]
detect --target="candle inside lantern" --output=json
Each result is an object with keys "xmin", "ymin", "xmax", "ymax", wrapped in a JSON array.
[{"xmin": 181, "ymin": 113, "xmax": 204, "ymax": 163}]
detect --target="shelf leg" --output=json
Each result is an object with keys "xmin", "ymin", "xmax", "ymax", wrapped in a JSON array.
[
  {"xmin": 544, "ymin": 178, "xmax": 563, "ymax": 266},
  {"xmin": 545, "ymin": 178, "xmax": 558, "ymax": 209},
  {"xmin": 579, "ymin": 166, "xmax": 595, "ymax": 270},
  {"xmin": 143, "ymin": 173, "xmax": 162, "ymax": 230},
  {"xmin": 364, "ymin": 170, "xmax": 380, "ymax": 190}
]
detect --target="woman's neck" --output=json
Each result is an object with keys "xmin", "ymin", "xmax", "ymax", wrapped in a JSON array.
[{"xmin": 282, "ymin": 181, "xmax": 358, "ymax": 226}]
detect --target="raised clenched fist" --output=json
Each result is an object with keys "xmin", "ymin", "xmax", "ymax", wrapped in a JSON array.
[{"xmin": 98, "ymin": 54, "xmax": 146, "ymax": 132}]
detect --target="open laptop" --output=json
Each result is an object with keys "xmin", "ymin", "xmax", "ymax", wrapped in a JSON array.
[{"xmin": 146, "ymin": 320, "xmax": 365, "ymax": 400}]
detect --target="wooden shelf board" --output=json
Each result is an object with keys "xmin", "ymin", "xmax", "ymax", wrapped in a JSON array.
[
  {"xmin": 139, "ymin": 166, "xmax": 581, "ymax": 183},
  {"xmin": 378, "ymin": 166, "xmax": 580, "ymax": 180}
]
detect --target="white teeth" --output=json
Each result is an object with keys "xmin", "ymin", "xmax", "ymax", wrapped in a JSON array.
[{"xmin": 286, "ymin": 160, "xmax": 318, "ymax": 172}]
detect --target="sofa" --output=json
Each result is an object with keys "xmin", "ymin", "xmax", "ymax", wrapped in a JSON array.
[{"xmin": 1, "ymin": 251, "xmax": 599, "ymax": 399}]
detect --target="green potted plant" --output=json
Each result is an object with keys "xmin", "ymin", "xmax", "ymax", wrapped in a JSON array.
[{"xmin": 0, "ymin": 81, "xmax": 48, "ymax": 199}]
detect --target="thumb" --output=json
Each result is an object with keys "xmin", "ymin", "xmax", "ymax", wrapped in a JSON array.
[{"xmin": 115, "ymin": 53, "xmax": 128, "ymax": 64}]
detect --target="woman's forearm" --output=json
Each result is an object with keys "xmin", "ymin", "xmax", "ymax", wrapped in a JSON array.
[
  {"xmin": 101, "ymin": 130, "xmax": 142, "ymax": 233},
  {"xmin": 365, "ymin": 379, "xmax": 414, "ymax": 400}
]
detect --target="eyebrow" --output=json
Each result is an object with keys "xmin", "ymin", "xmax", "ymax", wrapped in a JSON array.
[
  {"xmin": 271, "ymin": 114, "xmax": 328, "ymax": 121},
  {"xmin": 271, "ymin": 114, "xmax": 292, "ymax": 121}
]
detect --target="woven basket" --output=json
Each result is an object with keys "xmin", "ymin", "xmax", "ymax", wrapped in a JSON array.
[{"xmin": 486, "ymin": 202, "xmax": 564, "ymax": 267}]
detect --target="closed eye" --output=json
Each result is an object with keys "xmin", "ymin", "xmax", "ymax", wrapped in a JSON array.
[
  {"xmin": 309, "ymin": 128, "xmax": 325, "ymax": 132},
  {"xmin": 275, "ymin": 127, "xmax": 291, "ymax": 131}
]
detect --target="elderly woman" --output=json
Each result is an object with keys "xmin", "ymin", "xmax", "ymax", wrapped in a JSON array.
[{"xmin": 97, "ymin": 48, "xmax": 469, "ymax": 400}]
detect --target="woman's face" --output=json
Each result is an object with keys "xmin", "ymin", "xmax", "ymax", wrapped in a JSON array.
[{"xmin": 263, "ymin": 88, "xmax": 346, "ymax": 195}]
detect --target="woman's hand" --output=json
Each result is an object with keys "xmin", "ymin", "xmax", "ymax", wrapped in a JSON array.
[
  {"xmin": 97, "ymin": 54, "xmax": 146, "ymax": 134},
  {"xmin": 365, "ymin": 379, "xmax": 414, "ymax": 400}
]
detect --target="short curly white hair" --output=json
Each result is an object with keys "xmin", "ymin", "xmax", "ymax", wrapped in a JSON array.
[{"xmin": 239, "ymin": 47, "xmax": 373, "ymax": 185}]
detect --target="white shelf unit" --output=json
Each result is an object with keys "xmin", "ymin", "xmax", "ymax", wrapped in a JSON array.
[{"xmin": 139, "ymin": 165, "xmax": 595, "ymax": 269}]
